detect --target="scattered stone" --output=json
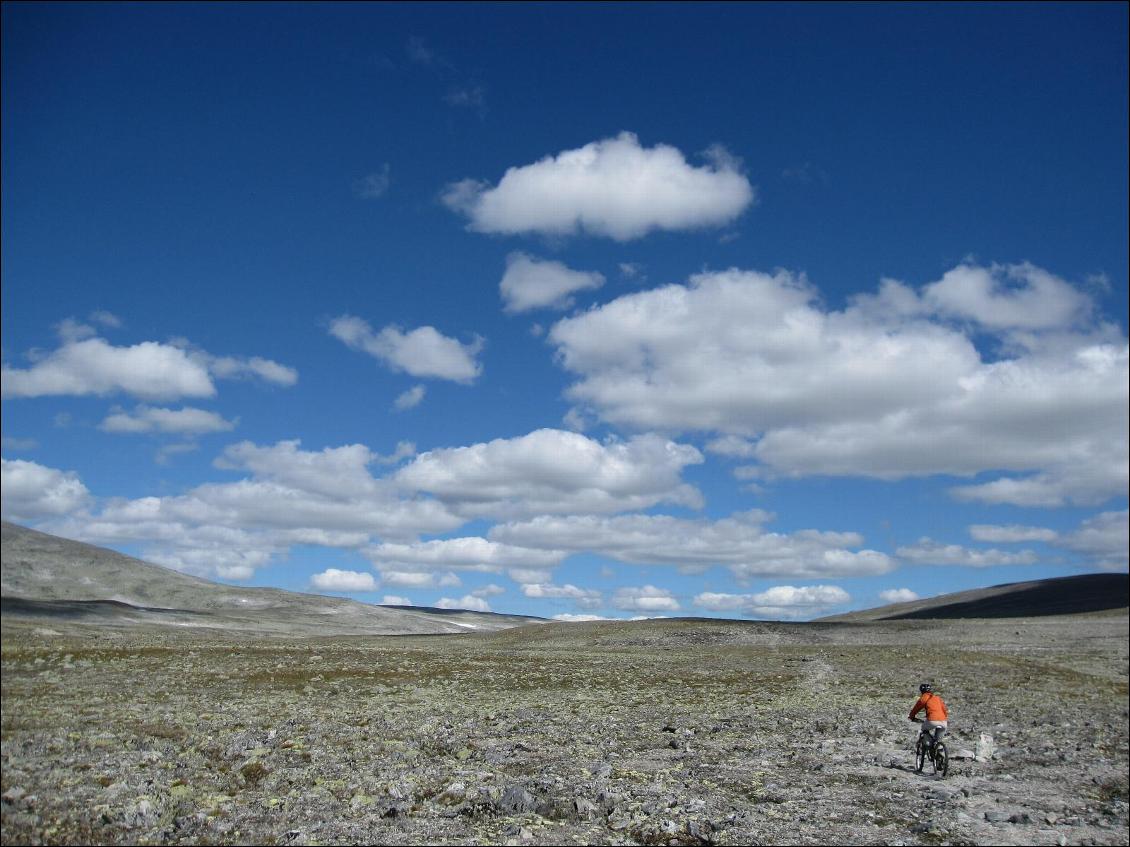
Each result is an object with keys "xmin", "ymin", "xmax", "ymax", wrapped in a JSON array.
[
  {"xmin": 976, "ymin": 733, "xmax": 996, "ymax": 762},
  {"xmin": 498, "ymin": 785, "xmax": 537, "ymax": 814}
]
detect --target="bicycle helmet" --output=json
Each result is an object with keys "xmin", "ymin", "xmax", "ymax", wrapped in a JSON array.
[{"xmin": 919, "ymin": 682, "xmax": 933, "ymax": 693}]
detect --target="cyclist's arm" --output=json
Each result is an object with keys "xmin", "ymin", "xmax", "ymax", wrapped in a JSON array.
[{"xmin": 909, "ymin": 695, "xmax": 926, "ymax": 720}]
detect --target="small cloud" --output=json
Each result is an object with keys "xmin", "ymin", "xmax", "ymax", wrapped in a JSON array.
[
  {"xmin": 879, "ymin": 588, "xmax": 919, "ymax": 604},
  {"xmin": 471, "ymin": 583, "xmax": 506, "ymax": 598},
  {"xmin": 55, "ymin": 318, "xmax": 97, "ymax": 343},
  {"xmin": 499, "ymin": 252, "xmax": 604, "ymax": 314},
  {"xmin": 969, "ymin": 524, "xmax": 1058, "ymax": 543},
  {"xmin": 311, "ymin": 568, "xmax": 377, "ymax": 592},
  {"xmin": 406, "ymin": 36, "xmax": 436, "ymax": 65},
  {"xmin": 99, "ymin": 405, "xmax": 237, "ymax": 435},
  {"xmin": 445, "ymin": 83, "xmax": 486, "ymax": 111},
  {"xmin": 381, "ymin": 570, "xmax": 438, "ymax": 588},
  {"xmin": 507, "ymin": 567, "xmax": 554, "ymax": 585},
  {"xmin": 354, "ymin": 164, "xmax": 391, "ymax": 199},
  {"xmin": 373, "ymin": 440, "xmax": 417, "ymax": 465},
  {"xmin": 618, "ymin": 262, "xmax": 645, "ymax": 281},
  {"xmin": 1, "ymin": 436, "xmax": 37, "ymax": 451},
  {"xmin": 329, "ymin": 315, "xmax": 483, "ymax": 384},
  {"xmin": 155, "ymin": 442, "xmax": 199, "ymax": 466},
  {"xmin": 382, "ymin": 595, "xmax": 413, "ymax": 606},
  {"xmin": 521, "ymin": 582, "xmax": 602, "ymax": 609},
  {"xmin": 394, "ymin": 385, "xmax": 426, "ymax": 411},
  {"xmin": 435, "ymin": 594, "xmax": 492, "ymax": 613},
  {"xmin": 613, "ymin": 584, "xmax": 680, "ymax": 613},
  {"xmin": 89, "ymin": 310, "xmax": 122, "ymax": 329}
]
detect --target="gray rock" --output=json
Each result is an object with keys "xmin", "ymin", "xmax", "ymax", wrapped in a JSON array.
[
  {"xmin": 572, "ymin": 797, "xmax": 598, "ymax": 819},
  {"xmin": 976, "ymin": 733, "xmax": 996, "ymax": 761},
  {"xmin": 498, "ymin": 784, "xmax": 537, "ymax": 814},
  {"xmin": 985, "ymin": 810, "xmax": 1011, "ymax": 823}
]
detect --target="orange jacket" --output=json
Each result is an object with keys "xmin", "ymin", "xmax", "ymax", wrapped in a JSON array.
[{"xmin": 910, "ymin": 692, "xmax": 948, "ymax": 721}]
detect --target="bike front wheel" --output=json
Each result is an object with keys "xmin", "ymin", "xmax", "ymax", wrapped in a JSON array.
[{"xmin": 915, "ymin": 737, "xmax": 927, "ymax": 772}]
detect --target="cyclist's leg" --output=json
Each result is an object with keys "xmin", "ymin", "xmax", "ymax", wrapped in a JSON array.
[{"xmin": 924, "ymin": 720, "xmax": 946, "ymax": 750}]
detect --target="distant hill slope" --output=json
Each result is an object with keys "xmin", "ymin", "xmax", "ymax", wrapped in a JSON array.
[
  {"xmin": 819, "ymin": 573, "xmax": 1129, "ymax": 622},
  {"xmin": 1, "ymin": 521, "xmax": 541, "ymax": 636}
]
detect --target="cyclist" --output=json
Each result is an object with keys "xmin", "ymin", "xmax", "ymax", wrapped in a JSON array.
[{"xmin": 909, "ymin": 682, "xmax": 948, "ymax": 753}]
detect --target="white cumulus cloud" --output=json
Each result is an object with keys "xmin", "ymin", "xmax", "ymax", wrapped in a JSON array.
[
  {"xmin": 366, "ymin": 537, "xmax": 565, "ymax": 571},
  {"xmin": 1, "ymin": 458, "xmax": 92, "ymax": 522},
  {"xmin": 613, "ymin": 585, "xmax": 680, "ymax": 612},
  {"xmin": 499, "ymin": 252, "xmax": 605, "ymax": 313},
  {"xmin": 311, "ymin": 569, "xmax": 377, "ymax": 592},
  {"xmin": 1055, "ymin": 509, "xmax": 1128, "ymax": 571},
  {"xmin": 968, "ymin": 524, "xmax": 1059, "ymax": 543},
  {"xmin": 35, "ymin": 439, "xmax": 463, "ymax": 581},
  {"xmin": 2, "ymin": 333, "xmax": 297, "ymax": 400},
  {"xmin": 329, "ymin": 315, "xmax": 483, "ymax": 383},
  {"xmin": 879, "ymin": 588, "xmax": 920, "ymax": 604},
  {"xmin": 395, "ymin": 429, "xmax": 704, "ymax": 519},
  {"xmin": 435, "ymin": 594, "xmax": 492, "ymax": 613},
  {"xmin": 548, "ymin": 263, "xmax": 1126, "ymax": 506},
  {"xmin": 99, "ymin": 405, "xmax": 236, "ymax": 435},
  {"xmin": 394, "ymin": 385, "xmax": 427, "ymax": 411},
  {"xmin": 895, "ymin": 539, "xmax": 1039, "ymax": 567},
  {"xmin": 693, "ymin": 585, "xmax": 850, "ymax": 619},
  {"xmin": 490, "ymin": 511, "xmax": 894, "ymax": 580},
  {"xmin": 521, "ymin": 582, "xmax": 602, "ymax": 609},
  {"xmin": 3, "ymin": 338, "xmax": 216, "ymax": 400},
  {"xmin": 442, "ymin": 131, "xmax": 754, "ymax": 241}
]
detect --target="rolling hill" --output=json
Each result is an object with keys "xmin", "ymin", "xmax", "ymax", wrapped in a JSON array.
[
  {"xmin": 0, "ymin": 521, "xmax": 541, "ymax": 636},
  {"xmin": 819, "ymin": 572, "xmax": 1129, "ymax": 622}
]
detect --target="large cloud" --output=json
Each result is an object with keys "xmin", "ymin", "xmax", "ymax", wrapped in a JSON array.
[
  {"xmin": 521, "ymin": 582, "xmax": 603, "ymax": 609},
  {"xmin": 442, "ymin": 132, "xmax": 754, "ymax": 240},
  {"xmin": 329, "ymin": 315, "xmax": 483, "ymax": 383},
  {"xmin": 549, "ymin": 263, "xmax": 1127, "ymax": 506},
  {"xmin": 1056, "ymin": 510, "xmax": 1128, "ymax": 571},
  {"xmin": 2, "ymin": 336, "xmax": 296, "ymax": 400},
  {"xmin": 12, "ymin": 428, "xmax": 703, "ymax": 582},
  {"xmin": 365, "ymin": 537, "xmax": 565, "ymax": 571},
  {"xmin": 395, "ymin": 429, "xmax": 704, "ymax": 518},
  {"xmin": 499, "ymin": 253, "xmax": 605, "ymax": 313},
  {"xmin": 1, "ymin": 458, "xmax": 92, "ymax": 522},
  {"xmin": 3, "ymin": 338, "xmax": 215, "ymax": 400},
  {"xmin": 311, "ymin": 569, "xmax": 377, "ymax": 592},
  {"xmin": 99, "ymin": 405, "xmax": 237, "ymax": 435},
  {"xmin": 694, "ymin": 584, "xmax": 850, "ymax": 619},
  {"xmin": 32, "ymin": 440, "xmax": 464, "ymax": 580},
  {"xmin": 489, "ymin": 511, "xmax": 894, "ymax": 580},
  {"xmin": 921, "ymin": 262, "xmax": 1093, "ymax": 330},
  {"xmin": 895, "ymin": 539, "xmax": 1038, "ymax": 567}
]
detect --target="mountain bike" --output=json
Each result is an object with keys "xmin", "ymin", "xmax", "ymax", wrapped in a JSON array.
[{"xmin": 912, "ymin": 718, "xmax": 949, "ymax": 777}]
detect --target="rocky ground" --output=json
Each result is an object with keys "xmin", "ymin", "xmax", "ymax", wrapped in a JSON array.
[{"xmin": 2, "ymin": 613, "xmax": 1127, "ymax": 846}]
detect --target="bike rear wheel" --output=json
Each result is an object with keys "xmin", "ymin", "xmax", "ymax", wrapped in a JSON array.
[{"xmin": 934, "ymin": 743, "xmax": 948, "ymax": 778}]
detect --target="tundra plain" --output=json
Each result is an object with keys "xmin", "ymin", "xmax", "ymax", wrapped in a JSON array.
[{"xmin": 2, "ymin": 611, "xmax": 1128, "ymax": 847}]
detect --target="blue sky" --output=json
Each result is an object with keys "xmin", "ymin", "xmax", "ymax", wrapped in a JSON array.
[{"xmin": 3, "ymin": 2, "xmax": 1127, "ymax": 620}]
